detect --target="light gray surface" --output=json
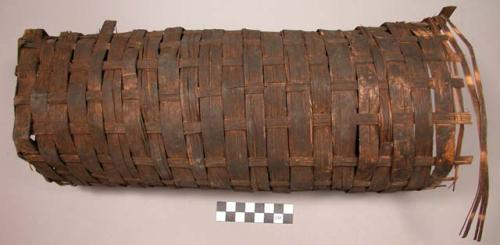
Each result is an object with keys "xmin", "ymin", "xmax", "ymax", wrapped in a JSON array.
[{"xmin": 0, "ymin": 0, "xmax": 498, "ymax": 244}]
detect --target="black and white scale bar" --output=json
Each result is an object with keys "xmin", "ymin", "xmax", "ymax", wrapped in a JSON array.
[{"xmin": 216, "ymin": 201, "xmax": 293, "ymax": 224}]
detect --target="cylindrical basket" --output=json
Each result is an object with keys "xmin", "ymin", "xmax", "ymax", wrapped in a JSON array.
[{"xmin": 12, "ymin": 6, "xmax": 489, "ymax": 240}]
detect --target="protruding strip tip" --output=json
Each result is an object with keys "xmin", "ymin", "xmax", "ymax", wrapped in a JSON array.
[{"xmin": 439, "ymin": 6, "xmax": 457, "ymax": 19}]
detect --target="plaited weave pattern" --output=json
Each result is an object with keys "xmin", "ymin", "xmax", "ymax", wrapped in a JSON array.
[{"xmin": 12, "ymin": 7, "xmax": 489, "ymax": 241}]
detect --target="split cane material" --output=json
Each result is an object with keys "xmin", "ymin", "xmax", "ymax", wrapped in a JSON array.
[{"xmin": 13, "ymin": 6, "xmax": 488, "ymax": 241}]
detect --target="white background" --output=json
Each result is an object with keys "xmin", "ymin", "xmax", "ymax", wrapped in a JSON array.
[{"xmin": 0, "ymin": 0, "xmax": 499, "ymax": 244}]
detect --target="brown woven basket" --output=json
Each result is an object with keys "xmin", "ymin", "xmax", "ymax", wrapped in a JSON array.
[{"xmin": 13, "ymin": 6, "xmax": 488, "ymax": 240}]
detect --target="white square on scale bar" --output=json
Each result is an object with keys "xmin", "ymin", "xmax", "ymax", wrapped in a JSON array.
[
  {"xmin": 226, "ymin": 201, "xmax": 236, "ymax": 212},
  {"xmin": 264, "ymin": 203, "xmax": 274, "ymax": 213},
  {"xmin": 235, "ymin": 212, "xmax": 245, "ymax": 223},
  {"xmin": 245, "ymin": 202, "xmax": 255, "ymax": 212},
  {"xmin": 215, "ymin": 211, "xmax": 226, "ymax": 222},
  {"xmin": 283, "ymin": 204, "xmax": 294, "ymax": 214},
  {"xmin": 254, "ymin": 213, "xmax": 264, "ymax": 223},
  {"xmin": 273, "ymin": 213, "xmax": 284, "ymax": 224}
]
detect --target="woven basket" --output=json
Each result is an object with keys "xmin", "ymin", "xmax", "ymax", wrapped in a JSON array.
[{"xmin": 13, "ymin": 6, "xmax": 488, "ymax": 240}]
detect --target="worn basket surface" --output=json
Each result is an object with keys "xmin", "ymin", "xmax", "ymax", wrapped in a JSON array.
[{"xmin": 13, "ymin": 7, "xmax": 489, "ymax": 240}]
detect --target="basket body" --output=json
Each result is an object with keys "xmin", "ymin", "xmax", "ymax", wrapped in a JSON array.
[{"xmin": 13, "ymin": 17, "xmax": 473, "ymax": 192}]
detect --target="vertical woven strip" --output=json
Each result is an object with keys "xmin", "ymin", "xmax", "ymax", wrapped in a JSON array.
[
  {"xmin": 199, "ymin": 30, "xmax": 231, "ymax": 188},
  {"xmin": 283, "ymin": 30, "xmax": 314, "ymax": 191},
  {"xmin": 243, "ymin": 29, "xmax": 270, "ymax": 191},
  {"xmin": 411, "ymin": 24, "xmax": 457, "ymax": 188},
  {"xmin": 346, "ymin": 30, "xmax": 380, "ymax": 192},
  {"xmin": 319, "ymin": 30, "xmax": 357, "ymax": 191},
  {"xmin": 261, "ymin": 32, "xmax": 290, "ymax": 192},
  {"xmin": 304, "ymin": 31, "xmax": 333, "ymax": 189},
  {"xmin": 159, "ymin": 28, "xmax": 197, "ymax": 187},
  {"xmin": 140, "ymin": 31, "xmax": 173, "ymax": 186},
  {"xmin": 180, "ymin": 31, "xmax": 209, "ymax": 187},
  {"xmin": 222, "ymin": 31, "xmax": 251, "ymax": 190},
  {"xmin": 386, "ymin": 23, "xmax": 434, "ymax": 190},
  {"xmin": 102, "ymin": 32, "xmax": 141, "ymax": 186}
]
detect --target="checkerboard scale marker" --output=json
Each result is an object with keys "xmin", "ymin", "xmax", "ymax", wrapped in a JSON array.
[{"xmin": 216, "ymin": 201, "xmax": 293, "ymax": 224}]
